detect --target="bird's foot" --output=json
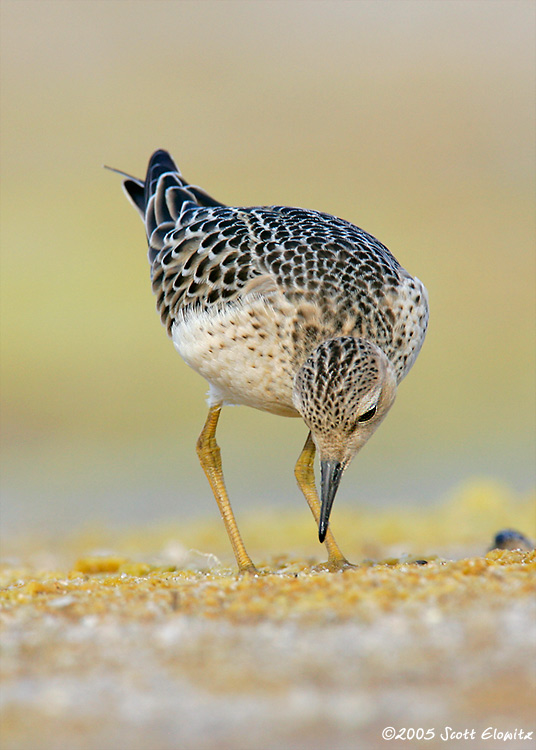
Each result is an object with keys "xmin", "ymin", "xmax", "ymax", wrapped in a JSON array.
[
  {"xmin": 237, "ymin": 563, "xmax": 261, "ymax": 577},
  {"xmin": 312, "ymin": 557, "xmax": 357, "ymax": 573}
]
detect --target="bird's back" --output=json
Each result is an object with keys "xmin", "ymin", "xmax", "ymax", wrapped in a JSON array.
[{"xmin": 123, "ymin": 150, "xmax": 428, "ymax": 400}]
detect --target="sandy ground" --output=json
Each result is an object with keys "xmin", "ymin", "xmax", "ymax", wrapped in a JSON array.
[{"xmin": 1, "ymin": 488, "xmax": 535, "ymax": 750}]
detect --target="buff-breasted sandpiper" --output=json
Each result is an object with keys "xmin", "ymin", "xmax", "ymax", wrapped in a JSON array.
[{"xmin": 114, "ymin": 149, "xmax": 429, "ymax": 573}]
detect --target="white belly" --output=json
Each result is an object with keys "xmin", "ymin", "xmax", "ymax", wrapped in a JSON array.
[{"xmin": 172, "ymin": 299, "xmax": 299, "ymax": 417}]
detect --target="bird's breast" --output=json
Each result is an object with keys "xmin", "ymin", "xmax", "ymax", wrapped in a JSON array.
[{"xmin": 172, "ymin": 297, "xmax": 300, "ymax": 416}]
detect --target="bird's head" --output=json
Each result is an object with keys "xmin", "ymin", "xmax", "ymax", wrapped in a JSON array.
[{"xmin": 292, "ymin": 337, "xmax": 397, "ymax": 542}]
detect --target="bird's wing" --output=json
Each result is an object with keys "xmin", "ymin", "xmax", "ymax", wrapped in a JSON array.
[
  {"xmin": 126, "ymin": 150, "xmax": 404, "ymax": 335},
  {"xmin": 150, "ymin": 205, "xmax": 405, "ymax": 336}
]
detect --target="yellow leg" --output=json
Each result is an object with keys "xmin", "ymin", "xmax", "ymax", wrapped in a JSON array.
[
  {"xmin": 294, "ymin": 432, "xmax": 353, "ymax": 570},
  {"xmin": 196, "ymin": 405, "xmax": 257, "ymax": 575}
]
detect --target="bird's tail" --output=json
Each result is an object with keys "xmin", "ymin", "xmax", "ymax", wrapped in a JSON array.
[{"xmin": 107, "ymin": 150, "xmax": 224, "ymax": 258}]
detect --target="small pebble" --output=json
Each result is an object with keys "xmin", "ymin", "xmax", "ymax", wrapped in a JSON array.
[{"xmin": 489, "ymin": 529, "xmax": 533, "ymax": 552}]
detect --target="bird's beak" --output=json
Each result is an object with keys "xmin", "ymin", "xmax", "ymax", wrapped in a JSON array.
[{"xmin": 319, "ymin": 460, "xmax": 344, "ymax": 543}]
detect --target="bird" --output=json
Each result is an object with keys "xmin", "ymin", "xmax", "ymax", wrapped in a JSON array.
[{"xmin": 113, "ymin": 149, "xmax": 429, "ymax": 574}]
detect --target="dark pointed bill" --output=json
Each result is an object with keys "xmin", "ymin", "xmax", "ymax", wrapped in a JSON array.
[{"xmin": 319, "ymin": 460, "xmax": 344, "ymax": 543}]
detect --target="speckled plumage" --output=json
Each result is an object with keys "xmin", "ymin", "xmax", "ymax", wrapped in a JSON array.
[{"xmin": 118, "ymin": 149, "xmax": 429, "ymax": 570}]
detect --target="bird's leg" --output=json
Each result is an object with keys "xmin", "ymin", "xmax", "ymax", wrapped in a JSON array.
[
  {"xmin": 294, "ymin": 432, "xmax": 354, "ymax": 571},
  {"xmin": 196, "ymin": 404, "xmax": 257, "ymax": 575}
]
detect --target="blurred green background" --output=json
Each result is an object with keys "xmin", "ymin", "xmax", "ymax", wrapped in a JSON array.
[{"xmin": 1, "ymin": 1, "xmax": 534, "ymax": 543}]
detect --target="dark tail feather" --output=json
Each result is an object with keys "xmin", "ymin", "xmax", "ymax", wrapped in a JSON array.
[
  {"xmin": 109, "ymin": 150, "xmax": 226, "ymax": 249},
  {"xmin": 187, "ymin": 185, "xmax": 226, "ymax": 208},
  {"xmin": 144, "ymin": 151, "xmax": 190, "ymax": 239},
  {"xmin": 104, "ymin": 164, "xmax": 146, "ymax": 216},
  {"xmin": 143, "ymin": 150, "xmax": 225, "ymax": 242},
  {"xmin": 144, "ymin": 150, "xmax": 180, "ymax": 212},
  {"xmin": 123, "ymin": 179, "xmax": 145, "ymax": 215}
]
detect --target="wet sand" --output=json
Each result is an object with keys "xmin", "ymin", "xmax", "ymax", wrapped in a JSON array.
[{"xmin": 1, "ymin": 488, "xmax": 535, "ymax": 750}]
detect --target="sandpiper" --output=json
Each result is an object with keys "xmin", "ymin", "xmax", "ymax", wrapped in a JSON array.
[{"xmin": 116, "ymin": 150, "xmax": 428, "ymax": 573}]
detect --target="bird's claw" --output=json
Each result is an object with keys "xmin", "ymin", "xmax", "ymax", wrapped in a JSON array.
[{"xmin": 312, "ymin": 558, "xmax": 357, "ymax": 573}]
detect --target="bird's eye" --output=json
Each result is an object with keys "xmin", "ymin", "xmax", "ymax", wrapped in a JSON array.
[{"xmin": 357, "ymin": 405, "xmax": 377, "ymax": 423}]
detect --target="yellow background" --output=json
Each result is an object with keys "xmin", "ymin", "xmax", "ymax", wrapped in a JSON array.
[{"xmin": 1, "ymin": 0, "xmax": 534, "ymax": 541}]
